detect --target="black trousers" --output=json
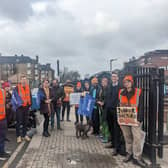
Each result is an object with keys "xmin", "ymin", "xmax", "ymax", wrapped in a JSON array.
[
  {"xmin": 43, "ymin": 113, "xmax": 49, "ymax": 133},
  {"xmin": 75, "ymin": 107, "xmax": 83, "ymax": 123},
  {"xmin": 0, "ymin": 119, "xmax": 7, "ymax": 153},
  {"xmin": 106, "ymin": 108, "xmax": 121, "ymax": 151},
  {"xmin": 16, "ymin": 106, "xmax": 29, "ymax": 137},
  {"xmin": 62, "ymin": 102, "xmax": 70, "ymax": 120},
  {"xmin": 92, "ymin": 108, "xmax": 100, "ymax": 134}
]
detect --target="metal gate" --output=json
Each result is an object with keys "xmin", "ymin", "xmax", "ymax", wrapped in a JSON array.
[{"xmin": 120, "ymin": 66, "xmax": 164, "ymax": 167}]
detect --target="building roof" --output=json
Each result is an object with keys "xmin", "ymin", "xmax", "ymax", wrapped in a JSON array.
[
  {"xmin": 39, "ymin": 64, "xmax": 54, "ymax": 71},
  {"xmin": 0, "ymin": 55, "xmax": 37, "ymax": 64}
]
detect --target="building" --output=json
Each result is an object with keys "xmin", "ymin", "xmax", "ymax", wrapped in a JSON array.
[
  {"xmin": 39, "ymin": 63, "xmax": 55, "ymax": 82},
  {"xmin": 125, "ymin": 50, "xmax": 168, "ymax": 84},
  {"xmin": 0, "ymin": 55, "xmax": 55, "ymax": 87}
]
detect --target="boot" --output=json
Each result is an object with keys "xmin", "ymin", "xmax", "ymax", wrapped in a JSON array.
[
  {"xmin": 17, "ymin": 136, "xmax": 22, "ymax": 143},
  {"xmin": 123, "ymin": 153, "xmax": 132, "ymax": 163}
]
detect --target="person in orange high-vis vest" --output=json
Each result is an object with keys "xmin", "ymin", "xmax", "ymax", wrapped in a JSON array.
[
  {"xmin": 61, "ymin": 80, "xmax": 74, "ymax": 121},
  {"xmin": 15, "ymin": 75, "xmax": 31, "ymax": 143},
  {"xmin": 0, "ymin": 87, "xmax": 10, "ymax": 158},
  {"xmin": 118, "ymin": 75, "xmax": 147, "ymax": 168}
]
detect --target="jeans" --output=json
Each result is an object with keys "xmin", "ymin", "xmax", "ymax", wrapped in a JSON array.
[
  {"xmin": 75, "ymin": 107, "xmax": 83, "ymax": 123},
  {"xmin": 62, "ymin": 102, "xmax": 70, "ymax": 120},
  {"xmin": 43, "ymin": 113, "xmax": 49, "ymax": 133},
  {"xmin": 0, "ymin": 119, "xmax": 7, "ymax": 153},
  {"xmin": 16, "ymin": 106, "xmax": 29, "ymax": 137},
  {"xmin": 51, "ymin": 104, "xmax": 61, "ymax": 129}
]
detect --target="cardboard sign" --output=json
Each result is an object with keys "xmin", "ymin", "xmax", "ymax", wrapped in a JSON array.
[
  {"xmin": 70, "ymin": 93, "xmax": 81, "ymax": 105},
  {"xmin": 117, "ymin": 106, "xmax": 139, "ymax": 126}
]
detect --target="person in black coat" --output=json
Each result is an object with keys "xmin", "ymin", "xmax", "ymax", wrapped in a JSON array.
[
  {"xmin": 90, "ymin": 77, "xmax": 102, "ymax": 135},
  {"xmin": 104, "ymin": 72, "xmax": 122, "ymax": 156},
  {"xmin": 39, "ymin": 79, "xmax": 53, "ymax": 137},
  {"xmin": 51, "ymin": 79, "xmax": 64, "ymax": 130}
]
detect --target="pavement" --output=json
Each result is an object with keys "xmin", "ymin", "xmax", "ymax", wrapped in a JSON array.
[{"xmin": 2, "ymin": 108, "xmax": 168, "ymax": 168}]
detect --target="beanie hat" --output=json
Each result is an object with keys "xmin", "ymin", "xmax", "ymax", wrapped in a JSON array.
[
  {"xmin": 76, "ymin": 82, "xmax": 81, "ymax": 87},
  {"xmin": 123, "ymin": 75, "xmax": 134, "ymax": 84},
  {"xmin": 2, "ymin": 82, "xmax": 10, "ymax": 89}
]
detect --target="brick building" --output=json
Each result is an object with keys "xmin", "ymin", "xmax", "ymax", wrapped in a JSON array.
[
  {"xmin": 125, "ymin": 50, "xmax": 168, "ymax": 84},
  {"xmin": 0, "ymin": 55, "xmax": 55, "ymax": 87}
]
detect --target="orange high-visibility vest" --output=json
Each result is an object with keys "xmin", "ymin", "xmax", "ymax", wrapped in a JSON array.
[
  {"xmin": 119, "ymin": 88, "xmax": 141, "ymax": 112},
  {"xmin": 18, "ymin": 84, "xmax": 31, "ymax": 107},
  {"xmin": 0, "ymin": 89, "xmax": 6, "ymax": 121},
  {"xmin": 63, "ymin": 86, "xmax": 74, "ymax": 102}
]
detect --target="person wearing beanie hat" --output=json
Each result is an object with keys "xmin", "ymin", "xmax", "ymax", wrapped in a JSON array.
[
  {"xmin": 74, "ymin": 81, "xmax": 83, "ymax": 125},
  {"xmin": 0, "ymin": 84, "xmax": 10, "ymax": 158},
  {"xmin": 3, "ymin": 82, "xmax": 13, "ymax": 128},
  {"xmin": 118, "ymin": 75, "xmax": 147, "ymax": 167}
]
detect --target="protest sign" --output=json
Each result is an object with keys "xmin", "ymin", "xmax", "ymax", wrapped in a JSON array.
[
  {"xmin": 70, "ymin": 93, "xmax": 81, "ymax": 105},
  {"xmin": 117, "ymin": 106, "xmax": 139, "ymax": 126}
]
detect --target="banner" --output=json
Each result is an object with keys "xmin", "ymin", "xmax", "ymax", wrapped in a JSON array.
[
  {"xmin": 70, "ymin": 93, "xmax": 81, "ymax": 105},
  {"xmin": 78, "ymin": 94, "xmax": 95, "ymax": 118},
  {"xmin": 117, "ymin": 106, "xmax": 139, "ymax": 126}
]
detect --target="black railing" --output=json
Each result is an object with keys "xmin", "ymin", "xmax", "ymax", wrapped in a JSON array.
[{"xmin": 120, "ymin": 66, "xmax": 164, "ymax": 168}]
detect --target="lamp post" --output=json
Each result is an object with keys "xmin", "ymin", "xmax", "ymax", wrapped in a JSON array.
[{"xmin": 110, "ymin": 58, "xmax": 117, "ymax": 72}]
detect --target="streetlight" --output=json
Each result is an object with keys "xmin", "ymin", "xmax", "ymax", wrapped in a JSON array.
[{"xmin": 110, "ymin": 58, "xmax": 117, "ymax": 72}]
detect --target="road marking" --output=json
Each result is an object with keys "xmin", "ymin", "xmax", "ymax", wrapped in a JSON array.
[{"xmin": 2, "ymin": 141, "xmax": 25, "ymax": 168}]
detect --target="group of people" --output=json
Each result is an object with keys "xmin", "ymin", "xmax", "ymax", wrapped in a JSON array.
[
  {"xmin": 0, "ymin": 74, "xmax": 32, "ymax": 159},
  {"xmin": 0, "ymin": 72, "xmax": 147, "ymax": 167}
]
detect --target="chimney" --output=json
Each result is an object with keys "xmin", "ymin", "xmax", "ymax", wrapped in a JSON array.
[{"xmin": 36, "ymin": 55, "xmax": 39, "ymax": 63}]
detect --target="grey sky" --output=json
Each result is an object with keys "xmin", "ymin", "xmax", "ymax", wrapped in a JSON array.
[{"xmin": 0, "ymin": 0, "xmax": 168, "ymax": 76}]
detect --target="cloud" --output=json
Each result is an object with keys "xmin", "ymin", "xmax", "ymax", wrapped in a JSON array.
[{"xmin": 0, "ymin": 0, "xmax": 168, "ymax": 76}]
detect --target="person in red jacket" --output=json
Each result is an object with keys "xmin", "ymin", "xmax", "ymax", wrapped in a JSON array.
[
  {"xmin": 0, "ymin": 86, "xmax": 10, "ymax": 158},
  {"xmin": 118, "ymin": 75, "xmax": 147, "ymax": 168}
]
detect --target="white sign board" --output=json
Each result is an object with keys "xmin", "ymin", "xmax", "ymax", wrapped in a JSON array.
[{"xmin": 70, "ymin": 93, "xmax": 81, "ymax": 105}]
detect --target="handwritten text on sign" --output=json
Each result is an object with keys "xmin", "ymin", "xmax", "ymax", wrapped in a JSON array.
[
  {"xmin": 117, "ymin": 106, "xmax": 139, "ymax": 126},
  {"xmin": 70, "ymin": 93, "xmax": 81, "ymax": 105}
]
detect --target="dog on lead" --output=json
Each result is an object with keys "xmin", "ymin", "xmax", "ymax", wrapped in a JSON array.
[{"xmin": 75, "ymin": 120, "xmax": 92, "ymax": 139}]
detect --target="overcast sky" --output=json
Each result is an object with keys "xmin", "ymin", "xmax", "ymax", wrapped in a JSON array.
[{"xmin": 0, "ymin": 0, "xmax": 168, "ymax": 77}]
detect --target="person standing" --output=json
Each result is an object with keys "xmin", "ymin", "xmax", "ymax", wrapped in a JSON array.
[
  {"xmin": 61, "ymin": 80, "xmax": 74, "ymax": 122},
  {"xmin": 39, "ymin": 79, "xmax": 53, "ymax": 137},
  {"xmin": 51, "ymin": 79, "xmax": 64, "ymax": 130},
  {"xmin": 0, "ymin": 86, "xmax": 10, "ymax": 158},
  {"xmin": 104, "ymin": 72, "xmax": 121, "ymax": 156},
  {"xmin": 99, "ymin": 77, "xmax": 110, "ymax": 143},
  {"xmin": 90, "ymin": 77, "xmax": 102, "ymax": 136},
  {"xmin": 15, "ymin": 75, "xmax": 31, "ymax": 143},
  {"xmin": 83, "ymin": 80, "xmax": 91, "ymax": 123},
  {"xmin": 119, "ymin": 75, "xmax": 147, "ymax": 167},
  {"xmin": 74, "ymin": 81, "xmax": 83, "ymax": 124},
  {"xmin": 2, "ymin": 82, "xmax": 12, "ymax": 127}
]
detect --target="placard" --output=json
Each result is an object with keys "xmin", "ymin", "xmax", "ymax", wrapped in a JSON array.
[
  {"xmin": 117, "ymin": 106, "xmax": 139, "ymax": 126},
  {"xmin": 70, "ymin": 93, "xmax": 81, "ymax": 105}
]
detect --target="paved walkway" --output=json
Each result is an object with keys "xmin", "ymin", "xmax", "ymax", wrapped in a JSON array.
[{"xmin": 15, "ymin": 111, "xmax": 142, "ymax": 168}]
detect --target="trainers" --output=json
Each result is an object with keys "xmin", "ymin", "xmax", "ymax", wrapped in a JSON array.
[
  {"xmin": 123, "ymin": 153, "xmax": 132, "ymax": 163},
  {"xmin": 0, "ymin": 152, "xmax": 10, "ymax": 158},
  {"xmin": 24, "ymin": 135, "xmax": 31, "ymax": 142},
  {"xmin": 17, "ymin": 136, "xmax": 22, "ymax": 143},
  {"xmin": 133, "ymin": 158, "xmax": 148, "ymax": 168}
]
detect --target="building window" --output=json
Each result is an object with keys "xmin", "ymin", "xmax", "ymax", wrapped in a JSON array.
[
  {"xmin": 27, "ymin": 63, "xmax": 31, "ymax": 68},
  {"xmin": 161, "ymin": 57, "xmax": 168, "ymax": 60},
  {"xmin": 27, "ymin": 70, "xmax": 31, "ymax": 75},
  {"xmin": 35, "ymin": 69, "xmax": 38, "ymax": 75}
]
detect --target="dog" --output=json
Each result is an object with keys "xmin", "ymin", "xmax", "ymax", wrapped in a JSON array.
[{"xmin": 75, "ymin": 120, "xmax": 92, "ymax": 139}]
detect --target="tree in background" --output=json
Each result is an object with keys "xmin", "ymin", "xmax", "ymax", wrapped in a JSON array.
[{"xmin": 60, "ymin": 67, "xmax": 80, "ymax": 83}]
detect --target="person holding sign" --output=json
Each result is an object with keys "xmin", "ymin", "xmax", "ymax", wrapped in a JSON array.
[
  {"xmin": 118, "ymin": 75, "xmax": 147, "ymax": 168},
  {"xmin": 74, "ymin": 82, "xmax": 83, "ymax": 124}
]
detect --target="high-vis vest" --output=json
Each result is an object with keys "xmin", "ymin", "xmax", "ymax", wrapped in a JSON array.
[
  {"xmin": 119, "ymin": 88, "xmax": 141, "ymax": 113},
  {"xmin": 0, "ymin": 89, "xmax": 6, "ymax": 121},
  {"xmin": 18, "ymin": 84, "xmax": 31, "ymax": 107}
]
